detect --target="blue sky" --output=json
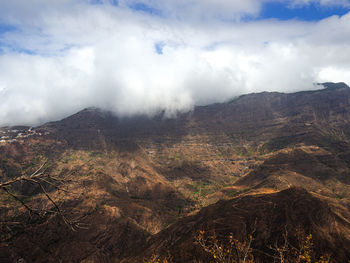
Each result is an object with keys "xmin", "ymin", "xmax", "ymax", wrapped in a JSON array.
[
  {"xmin": 0, "ymin": 1, "xmax": 349, "ymax": 54},
  {"xmin": 128, "ymin": 2, "xmax": 162, "ymax": 15},
  {"xmin": 0, "ymin": 0, "xmax": 350, "ymax": 125},
  {"xmin": 122, "ymin": 1, "xmax": 350, "ymax": 21},
  {"xmin": 259, "ymin": 2, "xmax": 350, "ymax": 21},
  {"xmin": 0, "ymin": 24, "xmax": 17, "ymax": 36}
]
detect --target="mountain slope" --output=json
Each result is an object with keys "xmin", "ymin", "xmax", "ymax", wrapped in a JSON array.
[
  {"xmin": 126, "ymin": 187, "xmax": 350, "ymax": 263},
  {"xmin": 1, "ymin": 83, "xmax": 350, "ymax": 262}
]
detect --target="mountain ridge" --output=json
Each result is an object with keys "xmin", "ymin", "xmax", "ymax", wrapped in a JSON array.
[{"xmin": 1, "ymin": 82, "xmax": 350, "ymax": 262}]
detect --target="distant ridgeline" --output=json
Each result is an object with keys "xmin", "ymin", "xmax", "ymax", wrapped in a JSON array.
[{"xmin": 318, "ymin": 82, "xmax": 349, "ymax": 90}]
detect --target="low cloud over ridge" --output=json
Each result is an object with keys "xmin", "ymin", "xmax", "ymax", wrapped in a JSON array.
[{"xmin": 0, "ymin": 0, "xmax": 350, "ymax": 125}]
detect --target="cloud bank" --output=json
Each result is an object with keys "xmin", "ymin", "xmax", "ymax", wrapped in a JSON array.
[{"xmin": 0, "ymin": 0, "xmax": 350, "ymax": 125}]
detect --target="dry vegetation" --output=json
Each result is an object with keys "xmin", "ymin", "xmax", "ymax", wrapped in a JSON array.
[{"xmin": 1, "ymin": 84, "xmax": 350, "ymax": 262}]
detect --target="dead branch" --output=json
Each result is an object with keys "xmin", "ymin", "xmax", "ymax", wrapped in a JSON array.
[
  {"xmin": 0, "ymin": 162, "xmax": 47, "ymax": 188},
  {"xmin": 2, "ymin": 187, "xmax": 38, "ymax": 217},
  {"xmin": 0, "ymin": 161, "xmax": 83, "ymax": 231}
]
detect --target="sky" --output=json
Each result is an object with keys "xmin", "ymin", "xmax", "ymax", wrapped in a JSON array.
[{"xmin": 0, "ymin": 0, "xmax": 350, "ymax": 125}]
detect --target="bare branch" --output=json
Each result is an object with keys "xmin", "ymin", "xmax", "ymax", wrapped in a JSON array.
[
  {"xmin": 0, "ymin": 161, "xmax": 84, "ymax": 231},
  {"xmin": 0, "ymin": 161, "xmax": 47, "ymax": 188},
  {"xmin": 35, "ymin": 177, "xmax": 69, "ymax": 193},
  {"xmin": 2, "ymin": 187, "xmax": 38, "ymax": 217},
  {"xmin": 34, "ymin": 179, "xmax": 76, "ymax": 230}
]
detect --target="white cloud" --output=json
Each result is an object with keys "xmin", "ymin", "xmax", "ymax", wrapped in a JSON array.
[
  {"xmin": 0, "ymin": 1, "xmax": 349, "ymax": 125},
  {"xmin": 119, "ymin": 0, "xmax": 262, "ymax": 20},
  {"xmin": 120, "ymin": 0, "xmax": 350, "ymax": 20}
]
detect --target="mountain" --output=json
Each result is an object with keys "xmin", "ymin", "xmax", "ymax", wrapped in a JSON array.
[
  {"xmin": 1, "ymin": 82, "xmax": 350, "ymax": 262},
  {"xmin": 127, "ymin": 187, "xmax": 350, "ymax": 263}
]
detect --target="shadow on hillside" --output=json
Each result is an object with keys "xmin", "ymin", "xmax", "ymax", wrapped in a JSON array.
[{"xmin": 157, "ymin": 161, "xmax": 212, "ymax": 182}]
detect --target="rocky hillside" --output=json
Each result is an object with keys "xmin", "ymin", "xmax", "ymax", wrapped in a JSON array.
[{"xmin": 1, "ymin": 82, "xmax": 350, "ymax": 262}]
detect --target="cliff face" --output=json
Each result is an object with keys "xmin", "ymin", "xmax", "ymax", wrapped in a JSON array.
[{"xmin": 1, "ymin": 83, "xmax": 350, "ymax": 262}]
